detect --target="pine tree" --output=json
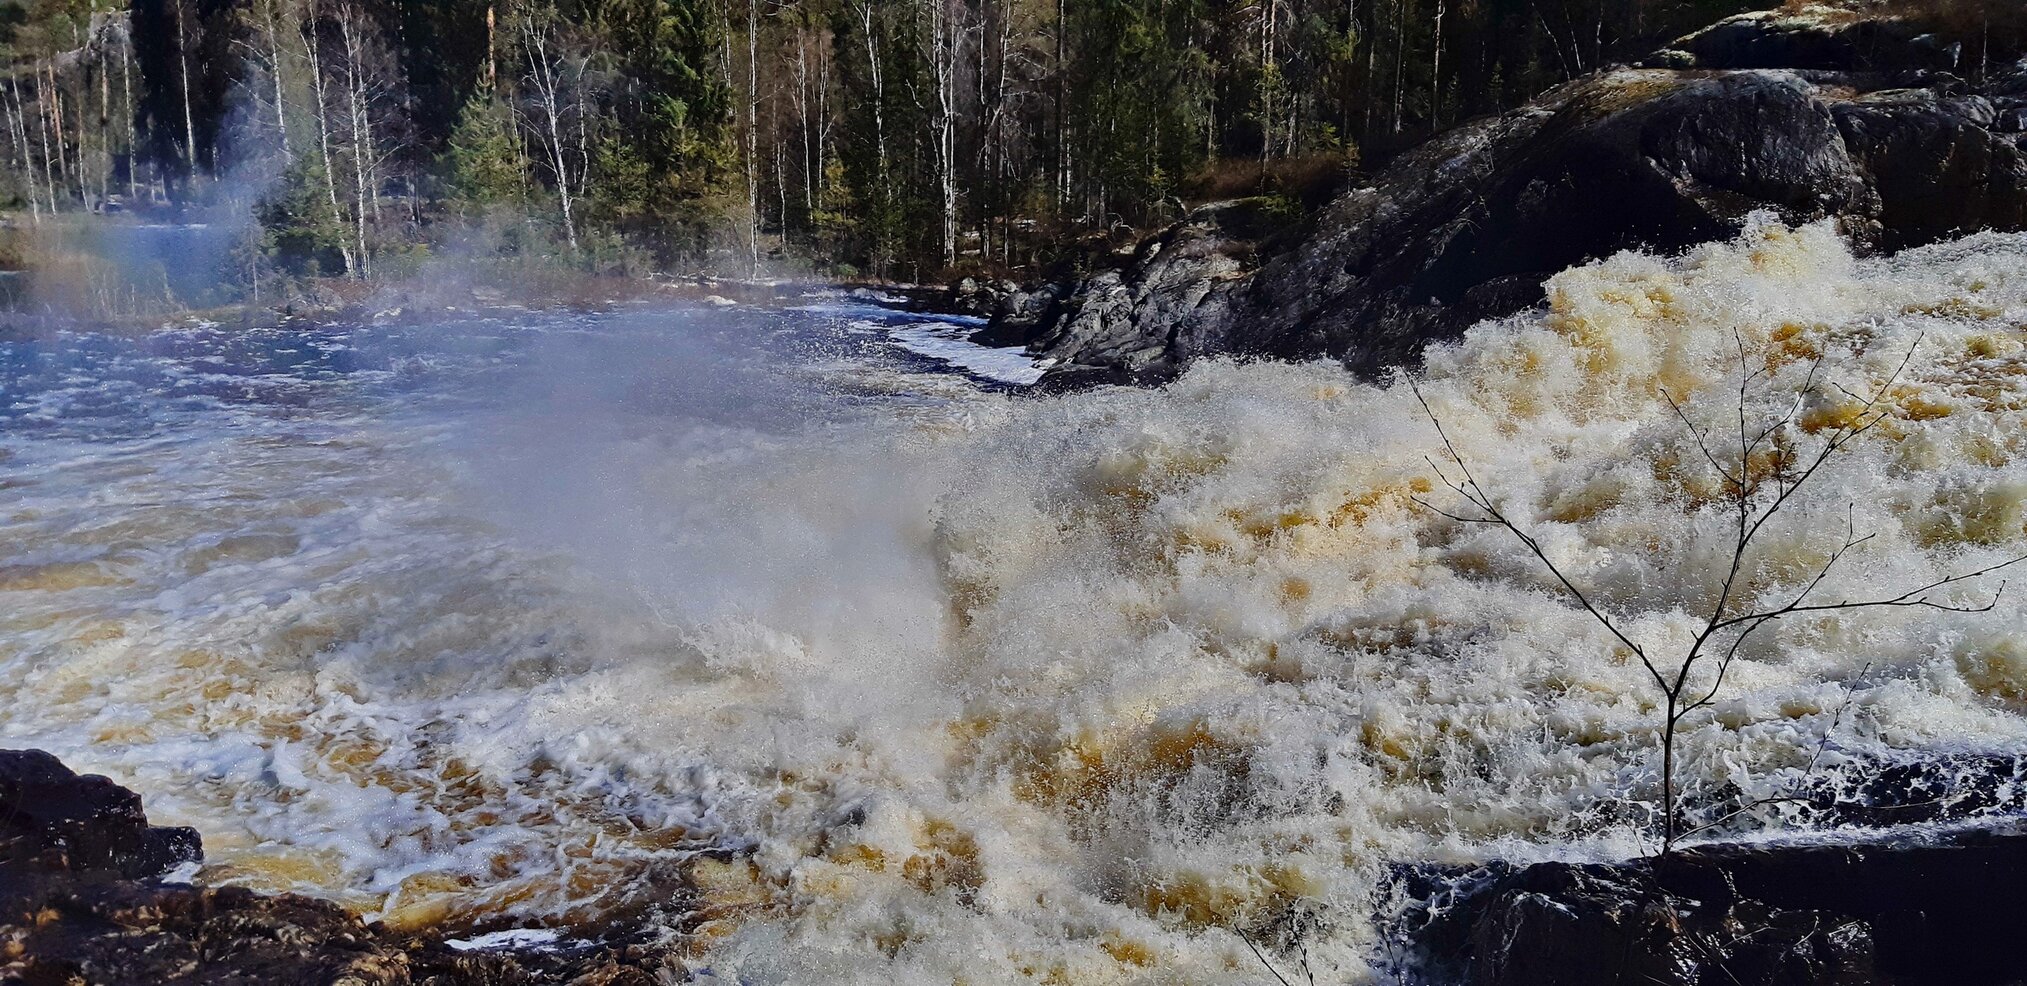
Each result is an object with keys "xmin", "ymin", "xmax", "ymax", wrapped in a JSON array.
[
  {"xmin": 257, "ymin": 158, "xmax": 352, "ymax": 276},
  {"xmin": 443, "ymin": 91, "xmax": 522, "ymax": 211}
]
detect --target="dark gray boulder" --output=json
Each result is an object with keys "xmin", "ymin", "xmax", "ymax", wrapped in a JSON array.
[
  {"xmin": 1835, "ymin": 88, "xmax": 2027, "ymax": 248},
  {"xmin": 1647, "ymin": 6, "xmax": 1961, "ymax": 72},
  {"xmin": 1008, "ymin": 198, "xmax": 1287, "ymax": 389},
  {"xmin": 968, "ymin": 280, "xmax": 1066, "ymax": 348},
  {"xmin": 0, "ymin": 750, "xmax": 696, "ymax": 985},
  {"xmin": 1405, "ymin": 822, "xmax": 2027, "ymax": 986},
  {"xmin": 940, "ymin": 276, "xmax": 1017, "ymax": 318},
  {"xmin": 0, "ymin": 748, "xmax": 200, "ymax": 881},
  {"xmin": 1006, "ymin": 5, "xmax": 2027, "ymax": 388}
]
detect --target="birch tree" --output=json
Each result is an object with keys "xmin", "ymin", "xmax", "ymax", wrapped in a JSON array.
[{"xmin": 517, "ymin": 6, "xmax": 583, "ymax": 253}]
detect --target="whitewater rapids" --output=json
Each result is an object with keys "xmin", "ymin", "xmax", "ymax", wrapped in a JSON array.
[{"xmin": 4, "ymin": 219, "xmax": 2027, "ymax": 983}]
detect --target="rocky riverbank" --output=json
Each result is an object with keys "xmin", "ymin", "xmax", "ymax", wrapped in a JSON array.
[
  {"xmin": 0, "ymin": 750, "xmax": 689, "ymax": 985},
  {"xmin": 982, "ymin": 1, "xmax": 2027, "ymax": 388},
  {"xmin": 16, "ymin": 743, "xmax": 2027, "ymax": 984},
  {"xmin": 1402, "ymin": 822, "xmax": 2027, "ymax": 986}
]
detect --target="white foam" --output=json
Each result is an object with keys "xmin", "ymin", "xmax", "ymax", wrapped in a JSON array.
[
  {"xmin": 881, "ymin": 319, "xmax": 1043, "ymax": 384},
  {"xmin": 444, "ymin": 928, "xmax": 564, "ymax": 951},
  {"xmin": 4, "ymin": 220, "xmax": 2027, "ymax": 982}
]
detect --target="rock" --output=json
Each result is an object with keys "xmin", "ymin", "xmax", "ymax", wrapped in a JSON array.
[
  {"xmin": 1021, "ymin": 4, "xmax": 2027, "ymax": 388},
  {"xmin": 6, "ymin": 882, "xmax": 422, "ymax": 986},
  {"xmin": 1017, "ymin": 198, "xmax": 1283, "ymax": 387},
  {"xmin": 1794, "ymin": 751, "xmax": 2027, "ymax": 828},
  {"xmin": 0, "ymin": 749, "xmax": 200, "ymax": 881},
  {"xmin": 0, "ymin": 750, "xmax": 692, "ymax": 986},
  {"xmin": 1406, "ymin": 821, "xmax": 2027, "ymax": 986},
  {"xmin": 939, "ymin": 276, "xmax": 1015, "ymax": 318},
  {"xmin": 1834, "ymin": 89, "xmax": 2027, "ymax": 248},
  {"xmin": 968, "ymin": 281, "xmax": 1065, "ymax": 348},
  {"xmin": 1648, "ymin": 5, "xmax": 1960, "ymax": 72}
]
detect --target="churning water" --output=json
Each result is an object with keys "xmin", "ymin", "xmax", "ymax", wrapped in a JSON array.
[{"xmin": 5, "ymin": 221, "xmax": 2027, "ymax": 983}]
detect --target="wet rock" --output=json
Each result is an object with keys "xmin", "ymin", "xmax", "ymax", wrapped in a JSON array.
[
  {"xmin": 1022, "ymin": 5, "xmax": 2027, "ymax": 388},
  {"xmin": 1834, "ymin": 89, "xmax": 2027, "ymax": 248},
  {"xmin": 968, "ymin": 281, "xmax": 1065, "ymax": 348},
  {"xmin": 1797, "ymin": 751, "xmax": 2027, "ymax": 827},
  {"xmin": 940, "ymin": 277, "xmax": 1015, "ymax": 318},
  {"xmin": 0, "ymin": 750, "xmax": 690, "ymax": 986},
  {"xmin": 0, "ymin": 749, "xmax": 200, "ymax": 881},
  {"xmin": 6, "ymin": 882, "xmax": 415, "ymax": 986},
  {"xmin": 1017, "ymin": 198, "xmax": 1280, "ymax": 386},
  {"xmin": 1408, "ymin": 821, "xmax": 2027, "ymax": 986}
]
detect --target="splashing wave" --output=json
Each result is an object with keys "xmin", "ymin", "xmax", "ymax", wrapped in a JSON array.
[{"xmin": 3, "ymin": 220, "xmax": 2026, "ymax": 982}]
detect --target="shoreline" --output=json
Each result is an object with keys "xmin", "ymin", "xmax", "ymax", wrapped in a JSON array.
[
  {"xmin": 0, "ymin": 266, "xmax": 964, "ymax": 341},
  {"xmin": 16, "ymin": 744, "xmax": 2027, "ymax": 985}
]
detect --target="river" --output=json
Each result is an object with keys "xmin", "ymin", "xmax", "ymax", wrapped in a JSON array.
[{"xmin": 4, "ymin": 221, "xmax": 2027, "ymax": 983}]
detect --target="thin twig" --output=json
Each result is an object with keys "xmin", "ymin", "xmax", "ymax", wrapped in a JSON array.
[
  {"xmin": 1409, "ymin": 331, "xmax": 2018, "ymax": 855},
  {"xmin": 1240, "ymin": 932, "xmax": 1296, "ymax": 986}
]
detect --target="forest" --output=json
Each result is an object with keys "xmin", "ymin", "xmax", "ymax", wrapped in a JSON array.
[{"xmin": 1, "ymin": 0, "xmax": 1765, "ymax": 290}]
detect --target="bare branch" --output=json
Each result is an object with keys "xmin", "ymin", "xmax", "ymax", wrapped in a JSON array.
[
  {"xmin": 1410, "ymin": 328, "xmax": 2007, "ymax": 856},
  {"xmin": 1240, "ymin": 933, "xmax": 1296, "ymax": 986},
  {"xmin": 1715, "ymin": 554, "xmax": 2025, "ymax": 630},
  {"xmin": 1410, "ymin": 380, "xmax": 1665, "ymax": 691},
  {"xmin": 1660, "ymin": 386, "xmax": 1737, "ymax": 490},
  {"xmin": 1409, "ymin": 495, "xmax": 1498, "ymax": 526}
]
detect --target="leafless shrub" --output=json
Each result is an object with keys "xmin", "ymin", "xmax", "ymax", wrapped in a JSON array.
[{"xmin": 1413, "ymin": 333, "xmax": 2025, "ymax": 854}]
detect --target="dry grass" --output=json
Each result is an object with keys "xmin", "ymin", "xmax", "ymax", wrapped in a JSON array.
[
  {"xmin": 1791, "ymin": 0, "xmax": 2027, "ymax": 62},
  {"xmin": 1182, "ymin": 151, "xmax": 1355, "ymax": 211}
]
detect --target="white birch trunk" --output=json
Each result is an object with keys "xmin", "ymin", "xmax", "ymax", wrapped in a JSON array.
[
  {"xmin": 175, "ymin": 2, "xmax": 196, "ymax": 172},
  {"xmin": 521, "ymin": 17, "xmax": 579, "ymax": 253},
  {"xmin": 340, "ymin": 5, "xmax": 371, "ymax": 278},
  {"xmin": 303, "ymin": 2, "xmax": 358, "ymax": 275},
  {"xmin": 8, "ymin": 74, "xmax": 41, "ymax": 225},
  {"xmin": 745, "ymin": 0, "xmax": 760, "ymax": 272}
]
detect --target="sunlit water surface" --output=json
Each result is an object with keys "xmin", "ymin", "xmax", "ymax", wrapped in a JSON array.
[{"xmin": 6, "ymin": 225, "xmax": 2027, "ymax": 983}]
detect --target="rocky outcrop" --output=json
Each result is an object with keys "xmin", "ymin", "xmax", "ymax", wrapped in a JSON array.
[
  {"xmin": 1403, "ymin": 822, "xmax": 2027, "ymax": 986},
  {"xmin": 0, "ymin": 750, "xmax": 688, "ymax": 985},
  {"xmin": 1015, "ymin": 199, "xmax": 1280, "ymax": 386},
  {"xmin": 968, "ymin": 280, "xmax": 1066, "ymax": 348},
  {"xmin": 1003, "ymin": 4, "xmax": 2027, "ymax": 388},
  {"xmin": 938, "ymin": 276, "xmax": 1019, "ymax": 319},
  {"xmin": 0, "ymin": 749, "xmax": 201, "ymax": 882},
  {"xmin": 1648, "ymin": 5, "xmax": 1962, "ymax": 72}
]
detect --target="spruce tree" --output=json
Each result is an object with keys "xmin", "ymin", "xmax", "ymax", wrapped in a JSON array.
[{"xmin": 443, "ymin": 92, "xmax": 524, "ymax": 212}]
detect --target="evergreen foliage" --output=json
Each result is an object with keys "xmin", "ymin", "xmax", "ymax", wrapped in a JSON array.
[
  {"xmin": 0, "ymin": 0, "xmax": 2012, "ymax": 283},
  {"xmin": 444, "ymin": 92, "xmax": 524, "ymax": 211}
]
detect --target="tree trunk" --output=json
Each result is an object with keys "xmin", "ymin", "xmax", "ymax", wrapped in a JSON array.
[
  {"xmin": 1261, "ymin": 0, "xmax": 1278, "ymax": 160},
  {"xmin": 794, "ymin": 25, "xmax": 813, "ymax": 235},
  {"xmin": 856, "ymin": 1, "xmax": 889, "ymax": 273},
  {"xmin": 120, "ymin": 25, "xmax": 135, "ymax": 200},
  {"xmin": 340, "ymin": 5, "xmax": 372, "ymax": 278},
  {"xmin": 303, "ymin": 2, "xmax": 358, "ymax": 275},
  {"xmin": 746, "ymin": 0, "xmax": 760, "ymax": 273},
  {"xmin": 264, "ymin": 0, "xmax": 292, "ymax": 157},
  {"xmin": 45, "ymin": 61, "xmax": 68, "ymax": 196},
  {"xmin": 1054, "ymin": 0, "xmax": 1067, "ymax": 211},
  {"xmin": 175, "ymin": 1, "xmax": 197, "ymax": 174},
  {"xmin": 98, "ymin": 31, "xmax": 111, "ymax": 207},
  {"xmin": 1429, "ymin": 0, "xmax": 1445, "ymax": 127},
  {"xmin": 35, "ymin": 66, "xmax": 58, "ymax": 214},
  {"xmin": 485, "ymin": 5, "xmax": 497, "ymax": 88},
  {"xmin": 1391, "ymin": 0, "xmax": 1408, "ymax": 133},
  {"xmin": 8, "ymin": 73, "xmax": 41, "ymax": 225},
  {"xmin": 926, "ymin": 0, "xmax": 956, "ymax": 266},
  {"xmin": 523, "ymin": 17, "xmax": 579, "ymax": 253}
]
